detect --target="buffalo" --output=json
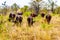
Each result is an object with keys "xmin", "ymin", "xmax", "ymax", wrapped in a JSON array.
[
  {"xmin": 30, "ymin": 13, "xmax": 38, "ymax": 17},
  {"xmin": 15, "ymin": 15, "xmax": 23, "ymax": 26},
  {"xmin": 19, "ymin": 15, "xmax": 23, "ymax": 25},
  {"xmin": 8, "ymin": 13, "xmax": 16, "ymax": 22},
  {"xmin": 17, "ymin": 12, "xmax": 23, "ymax": 15},
  {"xmin": 27, "ymin": 16, "xmax": 34, "ymax": 26},
  {"xmin": 41, "ymin": 13, "xmax": 45, "ymax": 18},
  {"xmin": 46, "ymin": 14, "xmax": 52, "ymax": 24}
]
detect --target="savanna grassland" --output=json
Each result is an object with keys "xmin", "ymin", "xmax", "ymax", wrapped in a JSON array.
[
  {"xmin": 0, "ymin": 12, "xmax": 60, "ymax": 40},
  {"xmin": 0, "ymin": 0, "xmax": 60, "ymax": 40}
]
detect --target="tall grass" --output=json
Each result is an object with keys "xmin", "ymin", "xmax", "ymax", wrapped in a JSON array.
[{"xmin": 0, "ymin": 13, "xmax": 60, "ymax": 40}]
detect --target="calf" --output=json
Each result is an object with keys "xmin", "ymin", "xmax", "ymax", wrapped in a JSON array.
[
  {"xmin": 8, "ymin": 13, "xmax": 15, "ymax": 22},
  {"xmin": 46, "ymin": 14, "xmax": 52, "ymax": 24},
  {"xmin": 41, "ymin": 13, "xmax": 45, "ymax": 17},
  {"xmin": 27, "ymin": 16, "xmax": 34, "ymax": 26}
]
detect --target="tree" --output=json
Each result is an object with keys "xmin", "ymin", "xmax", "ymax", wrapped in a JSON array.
[
  {"xmin": 33, "ymin": 0, "xmax": 42, "ymax": 2},
  {"xmin": 24, "ymin": 5, "xmax": 28, "ymax": 12},
  {"xmin": 30, "ymin": 0, "xmax": 42, "ymax": 14},
  {"xmin": 55, "ymin": 7, "xmax": 60, "ymax": 14},
  {"xmin": 2, "ymin": 1, "xmax": 8, "ymax": 15},
  {"xmin": 11, "ymin": 3, "xmax": 20, "ymax": 12},
  {"xmin": 48, "ymin": 0, "xmax": 57, "ymax": 13}
]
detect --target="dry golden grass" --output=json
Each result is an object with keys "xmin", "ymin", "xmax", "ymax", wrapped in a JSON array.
[{"xmin": 0, "ymin": 14, "xmax": 60, "ymax": 40}]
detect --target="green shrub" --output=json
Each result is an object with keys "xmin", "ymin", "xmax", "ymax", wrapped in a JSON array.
[{"xmin": 23, "ymin": 11, "xmax": 31, "ymax": 17}]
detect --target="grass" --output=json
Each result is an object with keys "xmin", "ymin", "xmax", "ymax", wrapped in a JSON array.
[{"xmin": 0, "ymin": 12, "xmax": 60, "ymax": 40}]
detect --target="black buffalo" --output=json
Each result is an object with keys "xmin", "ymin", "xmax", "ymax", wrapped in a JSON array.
[
  {"xmin": 46, "ymin": 14, "xmax": 52, "ymax": 24},
  {"xmin": 17, "ymin": 12, "xmax": 23, "ymax": 15},
  {"xmin": 8, "ymin": 13, "xmax": 15, "ymax": 22},
  {"xmin": 19, "ymin": 15, "xmax": 23, "ymax": 24},
  {"xmin": 41, "ymin": 13, "xmax": 45, "ymax": 17},
  {"xmin": 27, "ymin": 16, "xmax": 34, "ymax": 26},
  {"xmin": 30, "ymin": 13, "xmax": 38, "ymax": 17},
  {"xmin": 15, "ymin": 15, "xmax": 23, "ymax": 26}
]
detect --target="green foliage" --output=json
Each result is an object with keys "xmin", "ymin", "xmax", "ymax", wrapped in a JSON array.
[
  {"xmin": 55, "ymin": 7, "xmax": 60, "ymax": 14},
  {"xmin": 23, "ymin": 11, "xmax": 31, "ymax": 17},
  {"xmin": 48, "ymin": 0, "xmax": 57, "ymax": 13},
  {"xmin": 41, "ymin": 23, "xmax": 53, "ymax": 30},
  {"xmin": 42, "ymin": 23, "xmax": 46, "ymax": 29},
  {"xmin": 30, "ymin": 0, "xmax": 40, "ymax": 14},
  {"xmin": 11, "ymin": 3, "xmax": 20, "ymax": 11},
  {"xmin": 33, "ymin": 0, "xmax": 42, "ymax": 2},
  {"xmin": 34, "ymin": 14, "xmax": 41, "ymax": 21},
  {"xmin": 23, "ymin": 6, "xmax": 28, "ymax": 12},
  {"xmin": 1, "ymin": 1, "xmax": 8, "ymax": 15}
]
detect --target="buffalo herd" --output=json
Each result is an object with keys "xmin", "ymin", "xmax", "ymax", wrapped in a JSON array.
[{"xmin": 8, "ymin": 12, "xmax": 52, "ymax": 27}]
